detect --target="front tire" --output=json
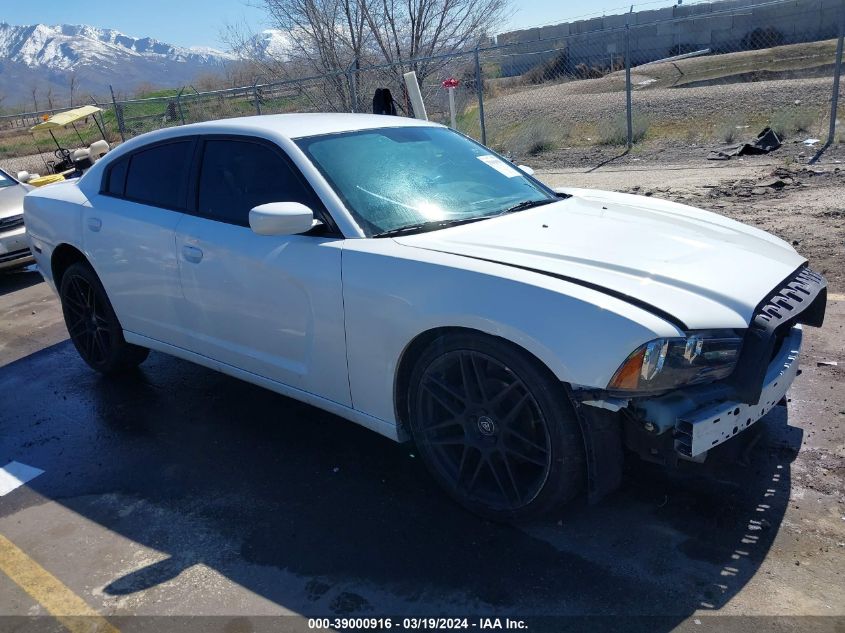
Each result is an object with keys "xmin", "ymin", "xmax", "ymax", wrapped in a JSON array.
[
  {"xmin": 407, "ymin": 332, "xmax": 585, "ymax": 521},
  {"xmin": 59, "ymin": 262, "xmax": 149, "ymax": 374}
]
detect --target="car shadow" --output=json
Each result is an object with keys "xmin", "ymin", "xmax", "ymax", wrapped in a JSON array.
[
  {"xmin": 0, "ymin": 342, "xmax": 801, "ymax": 626},
  {"xmin": 0, "ymin": 266, "xmax": 41, "ymax": 296}
]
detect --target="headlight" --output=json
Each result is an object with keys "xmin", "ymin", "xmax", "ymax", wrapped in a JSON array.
[{"xmin": 608, "ymin": 330, "xmax": 743, "ymax": 392}]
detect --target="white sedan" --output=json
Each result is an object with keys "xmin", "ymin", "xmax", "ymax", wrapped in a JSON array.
[{"xmin": 23, "ymin": 114, "xmax": 827, "ymax": 520}]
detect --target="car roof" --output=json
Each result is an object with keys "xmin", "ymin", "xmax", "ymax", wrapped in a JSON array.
[{"xmin": 175, "ymin": 113, "xmax": 443, "ymax": 140}]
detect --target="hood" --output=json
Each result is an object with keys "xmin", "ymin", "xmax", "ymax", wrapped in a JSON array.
[
  {"xmin": 0, "ymin": 183, "xmax": 28, "ymax": 219},
  {"xmin": 394, "ymin": 188, "xmax": 806, "ymax": 330}
]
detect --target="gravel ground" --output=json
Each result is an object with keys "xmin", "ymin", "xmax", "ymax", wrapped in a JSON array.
[{"xmin": 485, "ymin": 75, "xmax": 835, "ymax": 141}]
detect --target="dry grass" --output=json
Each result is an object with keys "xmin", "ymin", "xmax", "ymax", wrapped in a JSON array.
[
  {"xmin": 769, "ymin": 106, "xmax": 820, "ymax": 138},
  {"xmin": 715, "ymin": 120, "xmax": 744, "ymax": 144},
  {"xmin": 597, "ymin": 113, "xmax": 650, "ymax": 146},
  {"xmin": 508, "ymin": 121, "xmax": 562, "ymax": 156}
]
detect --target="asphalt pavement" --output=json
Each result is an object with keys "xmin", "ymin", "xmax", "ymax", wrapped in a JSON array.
[{"xmin": 0, "ymin": 266, "xmax": 843, "ymax": 633}]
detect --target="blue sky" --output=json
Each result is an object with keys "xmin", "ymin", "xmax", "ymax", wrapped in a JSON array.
[{"xmin": 2, "ymin": 0, "xmax": 680, "ymax": 49}]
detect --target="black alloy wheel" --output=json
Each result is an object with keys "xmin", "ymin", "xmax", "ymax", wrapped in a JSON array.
[
  {"xmin": 408, "ymin": 333, "xmax": 585, "ymax": 521},
  {"xmin": 60, "ymin": 262, "xmax": 149, "ymax": 373}
]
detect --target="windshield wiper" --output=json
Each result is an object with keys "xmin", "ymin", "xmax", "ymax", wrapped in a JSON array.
[
  {"xmin": 372, "ymin": 216, "xmax": 489, "ymax": 238},
  {"xmin": 372, "ymin": 198, "xmax": 558, "ymax": 238},
  {"xmin": 498, "ymin": 198, "xmax": 557, "ymax": 215}
]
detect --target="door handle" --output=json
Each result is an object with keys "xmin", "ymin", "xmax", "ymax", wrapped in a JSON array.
[
  {"xmin": 182, "ymin": 245, "xmax": 203, "ymax": 263},
  {"xmin": 87, "ymin": 217, "xmax": 102, "ymax": 232}
]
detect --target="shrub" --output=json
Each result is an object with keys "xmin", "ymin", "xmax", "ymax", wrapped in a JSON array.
[
  {"xmin": 509, "ymin": 120, "xmax": 561, "ymax": 156},
  {"xmin": 770, "ymin": 107, "xmax": 817, "ymax": 138},
  {"xmin": 598, "ymin": 113, "xmax": 649, "ymax": 146},
  {"xmin": 715, "ymin": 121, "xmax": 743, "ymax": 144},
  {"xmin": 524, "ymin": 51, "xmax": 571, "ymax": 84},
  {"xmin": 741, "ymin": 26, "xmax": 784, "ymax": 50}
]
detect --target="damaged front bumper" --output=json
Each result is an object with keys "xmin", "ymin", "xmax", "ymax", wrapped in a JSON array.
[
  {"xmin": 574, "ymin": 324, "xmax": 803, "ymax": 493},
  {"xmin": 572, "ymin": 266, "xmax": 824, "ymax": 500},
  {"xmin": 638, "ymin": 324, "xmax": 802, "ymax": 459}
]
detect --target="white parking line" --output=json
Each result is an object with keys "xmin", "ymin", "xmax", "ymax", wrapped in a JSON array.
[{"xmin": 0, "ymin": 462, "xmax": 44, "ymax": 496}]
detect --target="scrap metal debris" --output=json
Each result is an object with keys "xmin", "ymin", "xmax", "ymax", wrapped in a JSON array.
[{"xmin": 708, "ymin": 127, "xmax": 782, "ymax": 160}]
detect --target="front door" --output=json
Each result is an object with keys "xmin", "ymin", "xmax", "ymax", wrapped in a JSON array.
[{"xmin": 174, "ymin": 137, "xmax": 350, "ymax": 406}]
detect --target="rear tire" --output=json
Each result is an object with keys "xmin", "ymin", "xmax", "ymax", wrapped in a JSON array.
[
  {"xmin": 59, "ymin": 262, "xmax": 149, "ymax": 374},
  {"xmin": 407, "ymin": 332, "xmax": 585, "ymax": 521}
]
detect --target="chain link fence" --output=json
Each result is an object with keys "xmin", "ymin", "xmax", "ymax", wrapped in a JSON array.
[
  {"xmin": 1, "ymin": 0, "xmax": 843, "ymax": 171},
  {"xmin": 477, "ymin": 0, "xmax": 845, "ymax": 163}
]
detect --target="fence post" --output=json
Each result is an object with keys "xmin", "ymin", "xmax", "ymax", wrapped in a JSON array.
[
  {"xmin": 827, "ymin": 8, "xmax": 844, "ymax": 146},
  {"xmin": 625, "ymin": 24, "xmax": 633, "ymax": 149},
  {"xmin": 176, "ymin": 88, "xmax": 186, "ymax": 125},
  {"xmin": 109, "ymin": 84, "xmax": 125, "ymax": 142},
  {"xmin": 474, "ymin": 46, "xmax": 487, "ymax": 145},
  {"xmin": 89, "ymin": 97, "xmax": 109, "ymax": 140},
  {"xmin": 253, "ymin": 79, "xmax": 262, "ymax": 116},
  {"xmin": 812, "ymin": 3, "xmax": 845, "ymax": 163},
  {"xmin": 348, "ymin": 60, "xmax": 358, "ymax": 113}
]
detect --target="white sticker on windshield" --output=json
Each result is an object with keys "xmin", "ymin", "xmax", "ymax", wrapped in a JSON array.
[{"xmin": 477, "ymin": 155, "xmax": 521, "ymax": 178}]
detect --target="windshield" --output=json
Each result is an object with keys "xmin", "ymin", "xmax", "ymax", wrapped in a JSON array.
[
  {"xmin": 295, "ymin": 127, "xmax": 556, "ymax": 237},
  {"xmin": 0, "ymin": 170, "xmax": 16, "ymax": 189}
]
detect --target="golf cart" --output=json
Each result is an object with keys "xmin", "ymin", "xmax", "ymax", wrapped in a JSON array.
[{"xmin": 20, "ymin": 105, "xmax": 112, "ymax": 187}]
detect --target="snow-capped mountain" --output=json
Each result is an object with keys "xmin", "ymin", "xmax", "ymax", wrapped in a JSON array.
[
  {"xmin": 0, "ymin": 23, "xmax": 237, "ymax": 106},
  {"xmin": 228, "ymin": 29, "xmax": 291, "ymax": 64},
  {"xmin": 250, "ymin": 29, "xmax": 291, "ymax": 59}
]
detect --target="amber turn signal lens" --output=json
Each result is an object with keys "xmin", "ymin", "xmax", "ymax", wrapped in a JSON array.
[{"xmin": 608, "ymin": 347, "xmax": 645, "ymax": 390}]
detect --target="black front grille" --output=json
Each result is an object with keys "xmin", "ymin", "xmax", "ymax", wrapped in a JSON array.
[
  {"xmin": 755, "ymin": 267, "xmax": 827, "ymax": 331},
  {"xmin": 727, "ymin": 266, "xmax": 827, "ymax": 404},
  {"xmin": 0, "ymin": 214, "xmax": 24, "ymax": 232}
]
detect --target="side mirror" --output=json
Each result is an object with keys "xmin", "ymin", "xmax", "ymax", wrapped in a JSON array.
[
  {"xmin": 249, "ymin": 202, "xmax": 321, "ymax": 236},
  {"xmin": 517, "ymin": 165, "xmax": 535, "ymax": 176}
]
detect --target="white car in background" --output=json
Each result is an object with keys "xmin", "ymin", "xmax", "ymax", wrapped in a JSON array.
[
  {"xmin": 0, "ymin": 168, "xmax": 34, "ymax": 271},
  {"xmin": 23, "ymin": 114, "xmax": 827, "ymax": 520}
]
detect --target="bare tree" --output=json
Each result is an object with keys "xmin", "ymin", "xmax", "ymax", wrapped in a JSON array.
[
  {"xmin": 194, "ymin": 72, "xmax": 228, "ymax": 92},
  {"xmin": 29, "ymin": 85, "xmax": 39, "ymax": 112},
  {"xmin": 69, "ymin": 73, "xmax": 78, "ymax": 106},
  {"xmin": 46, "ymin": 86, "xmax": 55, "ymax": 110},
  {"xmin": 363, "ymin": 0, "xmax": 507, "ymax": 83},
  {"xmin": 226, "ymin": 0, "xmax": 370, "ymax": 111},
  {"xmin": 226, "ymin": 0, "xmax": 506, "ymax": 111},
  {"xmin": 134, "ymin": 82, "xmax": 158, "ymax": 98}
]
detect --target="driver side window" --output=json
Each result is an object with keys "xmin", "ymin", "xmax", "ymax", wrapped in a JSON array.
[{"xmin": 197, "ymin": 139, "xmax": 318, "ymax": 227}]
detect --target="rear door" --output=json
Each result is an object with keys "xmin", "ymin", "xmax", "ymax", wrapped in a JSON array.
[
  {"xmin": 174, "ymin": 136, "xmax": 350, "ymax": 406},
  {"xmin": 83, "ymin": 138, "xmax": 195, "ymax": 346}
]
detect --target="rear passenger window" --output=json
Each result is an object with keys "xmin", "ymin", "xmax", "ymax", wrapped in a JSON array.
[
  {"xmin": 198, "ymin": 139, "xmax": 316, "ymax": 226},
  {"xmin": 104, "ymin": 157, "xmax": 128, "ymax": 196},
  {"xmin": 124, "ymin": 140, "xmax": 193, "ymax": 209}
]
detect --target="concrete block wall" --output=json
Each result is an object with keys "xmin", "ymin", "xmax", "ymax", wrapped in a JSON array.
[{"xmin": 493, "ymin": 0, "xmax": 843, "ymax": 77}]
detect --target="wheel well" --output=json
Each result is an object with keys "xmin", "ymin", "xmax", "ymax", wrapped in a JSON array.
[
  {"xmin": 393, "ymin": 326, "xmax": 559, "ymax": 435},
  {"xmin": 50, "ymin": 244, "xmax": 88, "ymax": 289},
  {"xmin": 395, "ymin": 327, "xmax": 621, "ymax": 503}
]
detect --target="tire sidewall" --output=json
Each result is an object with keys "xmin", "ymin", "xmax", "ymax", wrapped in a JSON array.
[
  {"xmin": 407, "ymin": 332, "xmax": 585, "ymax": 521},
  {"xmin": 59, "ymin": 262, "xmax": 131, "ymax": 373}
]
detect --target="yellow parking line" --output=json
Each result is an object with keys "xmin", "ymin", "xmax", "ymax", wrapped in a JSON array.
[
  {"xmin": 829, "ymin": 293, "xmax": 845, "ymax": 302},
  {"xmin": 0, "ymin": 533, "xmax": 119, "ymax": 633}
]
